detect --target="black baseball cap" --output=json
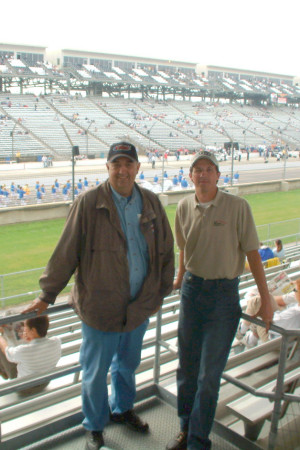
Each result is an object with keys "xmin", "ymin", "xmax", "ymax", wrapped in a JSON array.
[{"xmin": 107, "ymin": 142, "xmax": 139, "ymax": 163}]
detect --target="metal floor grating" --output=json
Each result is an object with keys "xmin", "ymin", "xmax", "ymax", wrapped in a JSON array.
[{"xmin": 20, "ymin": 397, "xmax": 241, "ymax": 450}]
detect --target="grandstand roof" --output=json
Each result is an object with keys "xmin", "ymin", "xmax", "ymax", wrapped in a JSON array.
[
  {"xmin": 1, "ymin": 43, "xmax": 300, "ymax": 103},
  {"xmin": 0, "ymin": 42, "xmax": 47, "ymax": 51},
  {"xmin": 57, "ymin": 48, "xmax": 197, "ymax": 67},
  {"xmin": 198, "ymin": 64, "xmax": 294, "ymax": 81}
]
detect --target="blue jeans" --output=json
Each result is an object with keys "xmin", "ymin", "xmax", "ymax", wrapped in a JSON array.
[
  {"xmin": 80, "ymin": 319, "xmax": 149, "ymax": 431},
  {"xmin": 177, "ymin": 272, "xmax": 241, "ymax": 449}
]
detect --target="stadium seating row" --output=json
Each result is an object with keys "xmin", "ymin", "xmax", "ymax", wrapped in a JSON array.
[
  {"xmin": 0, "ymin": 245, "xmax": 299, "ymax": 448},
  {"xmin": 1, "ymin": 94, "xmax": 300, "ymax": 161}
]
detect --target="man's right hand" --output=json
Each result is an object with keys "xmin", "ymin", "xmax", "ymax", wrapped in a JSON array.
[{"xmin": 22, "ymin": 299, "xmax": 49, "ymax": 315}]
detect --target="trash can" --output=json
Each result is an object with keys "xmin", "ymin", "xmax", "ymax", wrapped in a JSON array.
[
  {"xmin": 37, "ymin": 155, "xmax": 42, "ymax": 162},
  {"xmin": 100, "ymin": 152, "xmax": 105, "ymax": 159}
]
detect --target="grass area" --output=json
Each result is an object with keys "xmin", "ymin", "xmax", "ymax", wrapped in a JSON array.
[
  {"xmin": 0, "ymin": 219, "xmax": 66, "ymax": 273},
  {"xmin": 243, "ymin": 191, "xmax": 300, "ymax": 225},
  {"xmin": 0, "ymin": 219, "xmax": 68, "ymax": 307},
  {"xmin": 165, "ymin": 190, "xmax": 300, "ymax": 236},
  {"xmin": 0, "ymin": 190, "xmax": 299, "ymax": 308}
]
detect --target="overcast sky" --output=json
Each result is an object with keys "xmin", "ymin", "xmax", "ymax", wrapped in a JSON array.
[{"xmin": 1, "ymin": 0, "xmax": 298, "ymax": 76}]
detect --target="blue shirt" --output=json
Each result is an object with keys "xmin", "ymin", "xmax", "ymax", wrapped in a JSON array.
[
  {"xmin": 111, "ymin": 186, "xmax": 149, "ymax": 300},
  {"xmin": 258, "ymin": 247, "xmax": 274, "ymax": 262},
  {"xmin": 181, "ymin": 179, "xmax": 188, "ymax": 188}
]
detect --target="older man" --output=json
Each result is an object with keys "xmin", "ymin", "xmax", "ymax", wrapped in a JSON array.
[
  {"xmin": 167, "ymin": 150, "xmax": 272, "ymax": 450},
  {"xmin": 24, "ymin": 142, "xmax": 174, "ymax": 450}
]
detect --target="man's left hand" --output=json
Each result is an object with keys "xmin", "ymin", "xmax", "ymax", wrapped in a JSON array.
[{"xmin": 255, "ymin": 293, "xmax": 273, "ymax": 331}]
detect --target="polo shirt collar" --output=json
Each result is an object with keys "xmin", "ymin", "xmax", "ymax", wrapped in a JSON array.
[{"xmin": 194, "ymin": 187, "xmax": 221, "ymax": 208}]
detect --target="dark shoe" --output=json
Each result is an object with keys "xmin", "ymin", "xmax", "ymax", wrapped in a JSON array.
[
  {"xmin": 85, "ymin": 430, "xmax": 104, "ymax": 450},
  {"xmin": 166, "ymin": 431, "xmax": 188, "ymax": 450},
  {"xmin": 0, "ymin": 369, "xmax": 8, "ymax": 380},
  {"xmin": 110, "ymin": 409, "xmax": 149, "ymax": 433}
]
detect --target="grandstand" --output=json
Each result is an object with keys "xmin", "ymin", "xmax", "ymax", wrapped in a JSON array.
[
  {"xmin": 1, "ymin": 94, "xmax": 300, "ymax": 162},
  {"xmin": 1, "ymin": 43, "xmax": 300, "ymax": 162}
]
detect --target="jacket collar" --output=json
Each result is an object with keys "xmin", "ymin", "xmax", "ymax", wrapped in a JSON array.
[{"xmin": 95, "ymin": 180, "xmax": 157, "ymax": 223}]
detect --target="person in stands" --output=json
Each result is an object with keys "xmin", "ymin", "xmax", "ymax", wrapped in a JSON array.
[
  {"xmin": 0, "ymin": 315, "xmax": 61, "ymax": 394},
  {"xmin": 237, "ymin": 279, "xmax": 300, "ymax": 347},
  {"xmin": 258, "ymin": 242, "xmax": 274, "ymax": 262},
  {"xmin": 272, "ymin": 239, "xmax": 285, "ymax": 260}
]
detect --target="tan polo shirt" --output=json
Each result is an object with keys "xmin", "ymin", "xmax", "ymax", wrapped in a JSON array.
[{"xmin": 175, "ymin": 189, "xmax": 259, "ymax": 280}]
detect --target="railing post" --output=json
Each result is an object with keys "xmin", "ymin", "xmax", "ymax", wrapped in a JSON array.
[
  {"xmin": 153, "ymin": 307, "xmax": 163, "ymax": 384},
  {"xmin": 268, "ymin": 335, "xmax": 289, "ymax": 450}
]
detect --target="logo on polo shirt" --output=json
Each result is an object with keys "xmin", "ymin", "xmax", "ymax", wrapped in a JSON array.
[{"xmin": 214, "ymin": 220, "xmax": 226, "ymax": 226}]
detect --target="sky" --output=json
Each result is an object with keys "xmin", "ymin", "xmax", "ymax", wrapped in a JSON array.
[{"xmin": 1, "ymin": 0, "xmax": 298, "ymax": 76}]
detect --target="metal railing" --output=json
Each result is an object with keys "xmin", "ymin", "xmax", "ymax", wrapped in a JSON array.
[
  {"xmin": 256, "ymin": 218, "xmax": 300, "ymax": 246},
  {"xmin": 0, "ymin": 297, "xmax": 299, "ymax": 450},
  {"xmin": 1, "ymin": 219, "xmax": 300, "ymax": 309},
  {"xmin": 154, "ymin": 308, "xmax": 300, "ymax": 450},
  {"xmin": 0, "ymin": 268, "xmax": 74, "ymax": 308}
]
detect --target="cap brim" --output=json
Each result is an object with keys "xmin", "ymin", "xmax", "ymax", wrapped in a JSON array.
[
  {"xmin": 190, "ymin": 155, "xmax": 219, "ymax": 170},
  {"xmin": 108, "ymin": 154, "xmax": 137, "ymax": 163}
]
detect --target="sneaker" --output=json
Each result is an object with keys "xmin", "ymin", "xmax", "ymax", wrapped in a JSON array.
[
  {"xmin": 85, "ymin": 430, "xmax": 104, "ymax": 450},
  {"xmin": 241, "ymin": 331, "xmax": 257, "ymax": 349},
  {"xmin": 110, "ymin": 409, "xmax": 149, "ymax": 433},
  {"xmin": 235, "ymin": 323, "xmax": 245, "ymax": 341},
  {"xmin": 166, "ymin": 431, "xmax": 188, "ymax": 450}
]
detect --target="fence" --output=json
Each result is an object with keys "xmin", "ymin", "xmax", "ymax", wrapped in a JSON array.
[
  {"xmin": 257, "ymin": 219, "xmax": 300, "ymax": 246},
  {"xmin": 1, "ymin": 219, "xmax": 299, "ymax": 309},
  {"xmin": 0, "ymin": 268, "xmax": 73, "ymax": 309}
]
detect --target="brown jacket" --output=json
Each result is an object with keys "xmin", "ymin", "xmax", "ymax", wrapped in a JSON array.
[{"xmin": 39, "ymin": 181, "xmax": 174, "ymax": 332}]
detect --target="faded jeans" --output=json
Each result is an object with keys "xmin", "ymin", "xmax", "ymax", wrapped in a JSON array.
[
  {"xmin": 177, "ymin": 272, "xmax": 241, "ymax": 449},
  {"xmin": 80, "ymin": 319, "xmax": 149, "ymax": 431}
]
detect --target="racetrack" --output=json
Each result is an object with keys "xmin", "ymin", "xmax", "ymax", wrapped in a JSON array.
[{"xmin": 0, "ymin": 153, "xmax": 300, "ymax": 207}]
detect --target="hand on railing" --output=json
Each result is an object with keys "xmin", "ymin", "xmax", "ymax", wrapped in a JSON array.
[{"xmin": 22, "ymin": 298, "xmax": 49, "ymax": 315}]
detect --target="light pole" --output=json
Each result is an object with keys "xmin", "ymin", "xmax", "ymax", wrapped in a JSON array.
[
  {"xmin": 86, "ymin": 120, "xmax": 95, "ymax": 156},
  {"xmin": 10, "ymin": 123, "xmax": 18, "ymax": 160},
  {"xmin": 222, "ymin": 127, "xmax": 236, "ymax": 187},
  {"xmin": 162, "ymin": 152, "xmax": 165, "ymax": 193},
  {"xmin": 147, "ymin": 121, "xmax": 158, "ymax": 155},
  {"xmin": 283, "ymin": 148, "xmax": 287, "ymax": 180},
  {"xmin": 230, "ymin": 140, "xmax": 235, "ymax": 186},
  {"xmin": 60, "ymin": 121, "xmax": 76, "ymax": 202}
]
